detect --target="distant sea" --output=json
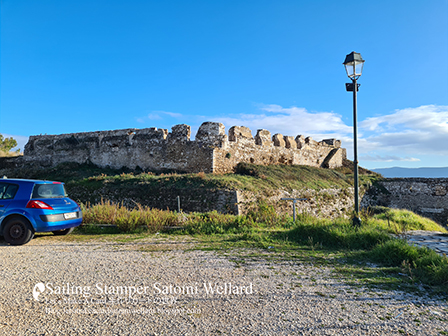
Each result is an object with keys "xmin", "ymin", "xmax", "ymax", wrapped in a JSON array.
[{"xmin": 371, "ymin": 167, "xmax": 448, "ymax": 178}]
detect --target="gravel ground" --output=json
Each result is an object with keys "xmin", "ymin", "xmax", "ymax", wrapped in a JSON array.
[{"xmin": 0, "ymin": 236, "xmax": 447, "ymax": 336}]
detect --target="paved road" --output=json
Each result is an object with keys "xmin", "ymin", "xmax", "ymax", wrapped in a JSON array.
[{"xmin": 400, "ymin": 230, "xmax": 448, "ymax": 256}]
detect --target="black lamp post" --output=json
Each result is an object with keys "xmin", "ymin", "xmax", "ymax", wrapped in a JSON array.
[{"xmin": 343, "ymin": 51, "xmax": 365, "ymax": 227}]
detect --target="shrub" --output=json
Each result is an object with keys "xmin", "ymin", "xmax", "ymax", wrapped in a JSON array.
[
  {"xmin": 370, "ymin": 239, "xmax": 448, "ymax": 287},
  {"xmin": 184, "ymin": 211, "xmax": 254, "ymax": 235},
  {"xmin": 282, "ymin": 217, "xmax": 391, "ymax": 250}
]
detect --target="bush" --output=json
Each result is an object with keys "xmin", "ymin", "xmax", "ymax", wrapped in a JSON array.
[
  {"xmin": 184, "ymin": 211, "xmax": 254, "ymax": 235},
  {"xmin": 234, "ymin": 162, "xmax": 260, "ymax": 177}
]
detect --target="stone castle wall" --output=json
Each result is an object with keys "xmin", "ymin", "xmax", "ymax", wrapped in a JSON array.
[
  {"xmin": 362, "ymin": 178, "xmax": 448, "ymax": 227},
  {"xmin": 23, "ymin": 122, "xmax": 346, "ymax": 173},
  {"xmin": 211, "ymin": 125, "xmax": 345, "ymax": 173}
]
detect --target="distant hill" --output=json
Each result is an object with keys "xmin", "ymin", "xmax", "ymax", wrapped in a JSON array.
[{"xmin": 372, "ymin": 167, "xmax": 448, "ymax": 178}]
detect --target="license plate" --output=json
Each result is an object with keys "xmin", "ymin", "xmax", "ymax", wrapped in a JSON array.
[{"xmin": 64, "ymin": 212, "xmax": 77, "ymax": 220}]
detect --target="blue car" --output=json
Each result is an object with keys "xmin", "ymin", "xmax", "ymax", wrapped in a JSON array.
[{"xmin": 0, "ymin": 178, "xmax": 82, "ymax": 245}]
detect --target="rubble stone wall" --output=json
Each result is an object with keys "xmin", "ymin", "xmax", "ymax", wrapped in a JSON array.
[
  {"xmin": 24, "ymin": 125, "xmax": 214, "ymax": 173},
  {"xmin": 362, "ymin": 178, "xmax": 448, "ymax": 227},
  {"xmin": 213, "ymin": 125, "xmax": 346, "ymax": 173},
  {"xmin": 23, "ymin": 122, "xmax": 346, "ymax": 173}
]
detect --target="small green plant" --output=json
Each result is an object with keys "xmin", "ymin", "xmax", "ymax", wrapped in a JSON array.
[
  {"xmin": 196, "ymin": 171, "xmax": 206, "ymax": 179},
  {"xmin": 308, "ymin": 236, "xmax": 320, "ymax": 252},
  {"xmin": 246, "ymin": 200, "xmax": 281, "ymax": 227},
  {"xmin": 401, "ymin": 260, "xmax": 415, "ymax": 283},
  {"xmin": 183, "ymin": 211, "xmax": 255, "ymax": 235}
]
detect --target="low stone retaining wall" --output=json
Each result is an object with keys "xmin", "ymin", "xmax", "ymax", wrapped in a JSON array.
[{"xmin": 362, "ymin": 178, "xmax": 448, "ymax": 227}]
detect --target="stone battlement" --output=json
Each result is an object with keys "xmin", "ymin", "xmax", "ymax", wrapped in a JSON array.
[{"xmin": 23, "ymin": 122, "xmax": 346, "ymax": 173}]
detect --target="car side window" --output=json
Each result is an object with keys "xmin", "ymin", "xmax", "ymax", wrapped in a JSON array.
[
  {"xmin": 0, "ymin": 184, "xmax": 6, "ymax": 199},
  {"xmin": 0, "ymin": 183, "xmax": 19, "ymax": 200}
]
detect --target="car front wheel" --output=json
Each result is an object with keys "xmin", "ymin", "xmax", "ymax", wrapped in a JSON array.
[
  {"xmin": 3, "ymin": 217, "xmax": 34, "ymax": 245},
  {"xmin": 52, "ymin": 227, "xmax": 75, "ymax": 236}
]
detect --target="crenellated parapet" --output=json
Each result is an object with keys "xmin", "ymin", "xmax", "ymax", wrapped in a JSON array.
[
  {"xmin": 23, "ymin": 122, "xmax": 346, "ymax": 173},
  {"xmin": 211, "ymin": 123, "xmax": 345, "ymax": 172},
  {"xmin": 196, "ymin": 122, "xmax": 227, "ymax": 147}
]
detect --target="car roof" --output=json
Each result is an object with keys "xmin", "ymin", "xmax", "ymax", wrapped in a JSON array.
[{"xmin": 0, "ymin": 178, "xmax": 64, "ymax": 184}]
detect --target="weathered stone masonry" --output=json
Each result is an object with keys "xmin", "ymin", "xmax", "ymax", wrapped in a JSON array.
[
  {"xmin": 23, "ymin": 122, "xmax": 346, "ymax": 172},
  {"xmin": 362, "ymin": 178, "xmax": 448, "ymax": 226}
]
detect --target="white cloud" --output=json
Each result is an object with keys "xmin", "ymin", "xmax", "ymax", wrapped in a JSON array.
[
  {"xmin": 360, "ymin": 105, "xmax": 448, "ymax": 156},
  {"xmin": 147, "ymin": 112, "xmax": 163, "ymax": 120},
  {"xmin": 138, "ymin": 110, "xmax": 183, "ymax": 123},
  {"xmin": 215, "ymin": 104, "xmax": 352, "ymax": 140},
  {"xmin": 361, "ymin": 105, "xmax": 448, "ymax": 132},
  {"xmin": 162, "ymin": 111, "xmax": 183, "ymax": 118},
  {"xmin": 360, "ymin": 155, "xmax": 421, "ymax": 162}
]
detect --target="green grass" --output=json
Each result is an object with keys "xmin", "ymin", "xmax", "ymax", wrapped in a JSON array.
[
  {"xmin": 368, "ymin": 239, "xmax": 448, "ymax": 287},
  {"xmin": 232, "ymin": 162, "xmax": 359, "ymax": 191},
  {"xmin": 368, "ymin": 207, "xmax": 445, "ymax": 232},
  {"xmin": 81, "ymin": 199, "xmax": 180, "ymax": 232},
  {"xmin": 277, "ymin": 216, "xmax": 392, "ymax": 250}
]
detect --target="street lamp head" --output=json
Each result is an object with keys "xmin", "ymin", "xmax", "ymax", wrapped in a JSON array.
[{"xmin": 343, "ymin": 51, "xmax": 364, "ymax": 80}]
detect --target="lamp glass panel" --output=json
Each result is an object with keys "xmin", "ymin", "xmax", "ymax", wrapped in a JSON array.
[
  {"xmin": 345, "ymin": 61, "xmax": 364, "ymax": 78},
  {"xmin": 345, "ymin": 62, "xmax": 355, "ymax": 78},
  {"xmin": 354, "ymin": 61, "xmax": 364, "ymax": 76}
]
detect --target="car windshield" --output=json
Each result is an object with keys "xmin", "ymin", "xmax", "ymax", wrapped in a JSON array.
[{"xmin": 32, "ymin": 183, "xmax": 67, "ymax": 199}]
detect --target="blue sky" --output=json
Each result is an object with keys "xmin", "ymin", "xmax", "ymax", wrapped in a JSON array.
[{"xmin": 1, "ymin": 0, "xmax": 447, "ymax": 169}]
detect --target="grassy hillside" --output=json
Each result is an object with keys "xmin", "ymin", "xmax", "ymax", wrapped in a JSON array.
[
  {"xmin": 2, "ymin": 160, "xmax": 380, "ymax": 194},
  {"xmin": 0, "ymin": 160, "xmax": 382, "ymax": 214}
]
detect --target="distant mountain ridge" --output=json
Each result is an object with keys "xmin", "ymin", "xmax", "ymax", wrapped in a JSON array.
[{"xmin": 372, "ymin": 167, "xmax": 448, "ymax": 178}]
